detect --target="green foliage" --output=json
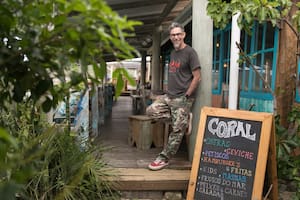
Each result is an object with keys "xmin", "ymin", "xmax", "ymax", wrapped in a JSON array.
[
  {"xmin": 112, "ymin": 67, "xmax": 136, "ymax": 98},
  {"xmin": 287, "ymin": 106, "xmax": 300, "ymax": 126},
  {"xmin": 0, "ymin": 129, "xmax": 22, "ymax": 200},
  {"xmin": 23, "ymin": 129, "xmax": 119, "ymax": 200},
  {"xmin": 206, "ymin": 0, "xmax": 233, "ymax": 29},
  {"xmin": 0, "ymin": 104, "xmax": 53, "ymax": 199},
  {"xmin": 207, "ymin": 0, "xmax": 296, "ymax": 34},
  {"xmin": 0, "ymin": 104, "xmax": 119, "ymax": 200},
  {"xmin": 0, "ymin": 0, "xmax": 141, "ymax": 112},
  {"xmin": 275, "ymin": 106, "xmax": 300, "ymax": 198}
]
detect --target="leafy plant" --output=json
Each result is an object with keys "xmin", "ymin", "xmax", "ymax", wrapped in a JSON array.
[
  {"xmin": 23, "ymin": 129, "xmax": 119, "ymax": 200},
  {"xmin": 0, "ymin": 103, "xmax": 119, "ymax": 200},
  {"xmin": 112, "ymin": 67, "xmax": 136, "ymax": 97},
  {"xmin": 206, "ymin": 0, "xmax": 297, "ymax": 33},
  {"xmin": 275, "ymin": 106, "xmax": 300, "ymax": 198}
]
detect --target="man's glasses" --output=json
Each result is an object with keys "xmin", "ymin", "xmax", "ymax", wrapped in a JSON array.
[{"xmin": 170, "ymin": 32, "xmax": 183, "ymax": 37}]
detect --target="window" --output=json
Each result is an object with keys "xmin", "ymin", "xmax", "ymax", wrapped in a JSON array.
[
  {"xmin": 212, "ymin": 25, "xmax": 231, "ymax": 94},
  {"xmin": 239, "ymin": 22, "xmax": 278, "ymax": 100}
]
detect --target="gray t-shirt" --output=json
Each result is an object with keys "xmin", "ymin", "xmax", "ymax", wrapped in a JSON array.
[{"xmin": 167, "ymin": 45, "xmax": 201, "ymax": 98}]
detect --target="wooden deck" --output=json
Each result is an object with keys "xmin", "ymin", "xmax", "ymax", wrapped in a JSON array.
[{"xmin": 95, "ymin": 96, "xmax": 192, "ymax": 192}]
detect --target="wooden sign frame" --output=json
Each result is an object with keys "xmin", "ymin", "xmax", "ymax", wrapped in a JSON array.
[{"xmin": 187, "ymin": 106, "xmax": 276, "ymax": 200}]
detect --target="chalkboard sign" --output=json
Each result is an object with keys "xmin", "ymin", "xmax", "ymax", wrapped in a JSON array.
[{"xmin": 187, "ymin": 107, "xmax": 273, "ymax": 200}]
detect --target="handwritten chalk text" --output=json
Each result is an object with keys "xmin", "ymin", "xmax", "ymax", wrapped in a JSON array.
[{"xmin": 208, "ymin": 118, "xmax": 256, "ymax": 141}]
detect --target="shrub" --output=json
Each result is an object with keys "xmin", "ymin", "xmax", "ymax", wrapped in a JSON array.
[
  {"xmin": 276, "ymin": 106, "xmax": 300, "ymax": 198},
  {"xmin": 0, "ymin": 102, "xmax": 119, "ymax": 200}
]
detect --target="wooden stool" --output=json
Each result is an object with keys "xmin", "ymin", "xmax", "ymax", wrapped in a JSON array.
[{"xmin": 128, "ymin": 115, "xmax": 164, "ymax": 150}]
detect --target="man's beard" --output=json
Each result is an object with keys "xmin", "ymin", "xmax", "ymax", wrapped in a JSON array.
[{"xmin": 173, "ymin": 41, "xmax": 181, "ymax": 50}]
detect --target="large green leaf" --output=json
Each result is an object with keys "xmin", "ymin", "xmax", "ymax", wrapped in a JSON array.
[
  {"xmin": 0, "ymin": 6, "xmax": 14, "ymax": 34},
  {"xmin": 0, "ymin": 128, "xmax": 17, "ymax": 148},
  {"xmin": 115, "ymin": 73, "xmax": 124, "ymax": 97}
]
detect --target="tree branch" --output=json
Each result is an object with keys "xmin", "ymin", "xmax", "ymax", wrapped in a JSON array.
[
  {"xmin": 281, "ymin": 18, "xmax": 299, "ymax": 38},
  {"xmin": 236, "ymin": 42, "xmax": 275, "ymax": 96}
]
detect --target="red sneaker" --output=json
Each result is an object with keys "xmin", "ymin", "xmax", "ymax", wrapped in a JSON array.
[{"xmin": 148, "ymin": 158, "xmax": 169, "ymax": 170}]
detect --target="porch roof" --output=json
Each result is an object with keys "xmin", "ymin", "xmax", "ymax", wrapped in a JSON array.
[{"xmin": 105, "ymin": 0, "xmax": 192, "ymax": 56}]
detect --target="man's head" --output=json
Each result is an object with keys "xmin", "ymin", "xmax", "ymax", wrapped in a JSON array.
[{"xmin": 169, "ymin": 22, "xmax": 186, "ymax": 50}]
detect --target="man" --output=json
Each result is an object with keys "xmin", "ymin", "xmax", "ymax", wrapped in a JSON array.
[{"xmin": 146, "ymin": 22, "xmax": 201, "ymax": 170}]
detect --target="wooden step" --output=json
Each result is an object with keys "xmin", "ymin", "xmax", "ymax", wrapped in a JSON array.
[{"xmin": 110, "ymin": 168, "xmax": 191, "ymax": 191}]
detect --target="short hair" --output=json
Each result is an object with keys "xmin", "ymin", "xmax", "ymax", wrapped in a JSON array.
[{"xmin": 168, "ymin": 22, "xmax": 185, "ymax": 33}]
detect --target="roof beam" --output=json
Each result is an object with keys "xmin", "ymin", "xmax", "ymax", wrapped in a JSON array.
[
  {"xmin": 155, "ymin": 0, "xmax": 179, "ymax": 26},
  {"xmin": 108, "ymin": 0, "xmax": 169, "ymax": 10}
]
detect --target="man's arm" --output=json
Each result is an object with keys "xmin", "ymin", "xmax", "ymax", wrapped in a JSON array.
[{"xmin": 185, "ymin": 68, "xmax": 201, "ymax": 97}]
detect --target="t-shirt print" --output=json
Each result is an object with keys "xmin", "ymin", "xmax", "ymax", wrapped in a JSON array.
[{"xmin": 169, "ymin": 60, "xmax": 181, "ymax": 73}]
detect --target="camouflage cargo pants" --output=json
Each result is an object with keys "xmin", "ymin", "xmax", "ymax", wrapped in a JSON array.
[{"xmin": 146, "ymin": 94, "xmax": 194, "ymax": 160}]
